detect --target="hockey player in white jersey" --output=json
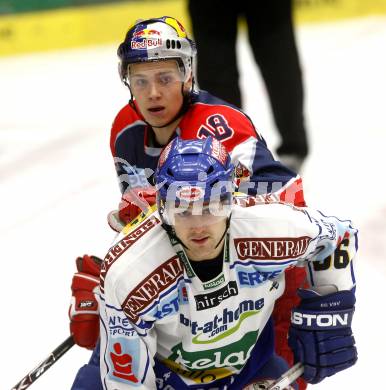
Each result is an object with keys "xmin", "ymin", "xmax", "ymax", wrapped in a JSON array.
[{"xmin": 99, "ymin": 137, "xmax": 357, "ymax": 389}]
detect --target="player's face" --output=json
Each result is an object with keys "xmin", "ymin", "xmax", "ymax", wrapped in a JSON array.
[
  {"xmin": 173, "ymin": 207, "xmax": 228, "ymax": 261},
  {"xmin": 129, "ymin": 61, "xmax": 192, "ymax": 128}
]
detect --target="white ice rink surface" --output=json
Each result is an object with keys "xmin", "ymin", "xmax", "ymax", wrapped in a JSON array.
[{"xmin": 2, "ymin": 16, "xmax": 386, "ymax": 389}]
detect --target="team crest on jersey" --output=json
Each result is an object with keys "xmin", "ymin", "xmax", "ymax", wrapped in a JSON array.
[
  {"xmin": 234, "ymin": 162, "xmax": 250, "ymax": 180},
  {"xmin": 107, "ymin": 338, "xmax": 140, "ymax": 386}
]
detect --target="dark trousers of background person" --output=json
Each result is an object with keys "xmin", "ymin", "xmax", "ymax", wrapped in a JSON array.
[{"xmin": 188, "ymin": 0, "xmax": 309, "ymax": 163}]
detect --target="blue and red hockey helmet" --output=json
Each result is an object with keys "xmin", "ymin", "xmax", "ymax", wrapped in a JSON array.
[
  {"xmin": 155, "ymin": 137, "xmax": 234, "ymax": 225},
  {"xmin": 118, "ymin": 16, "xmax": 196, "ymax": 85}
]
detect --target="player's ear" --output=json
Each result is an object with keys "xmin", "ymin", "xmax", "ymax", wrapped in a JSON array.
[{"xmin": 183, "ymin": 72, "xmax": 193, "ymax": 93}]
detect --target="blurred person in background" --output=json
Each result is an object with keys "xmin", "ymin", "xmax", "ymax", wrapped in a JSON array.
[{"xmin": 188, "ymin": 0, "xmax": 309, "ymax": 172}]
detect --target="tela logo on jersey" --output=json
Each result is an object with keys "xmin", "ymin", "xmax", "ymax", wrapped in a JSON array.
[
  {"xmin": 163, "ymin": 359, "xmax": 232, "ymax": 384},
  {"xmin": 194, "ymin": 281, "xmax": 238, "ymax": 311},
  {"xmin": 167, "ymin": 330, "xmax": 259, "ymax": 371}
]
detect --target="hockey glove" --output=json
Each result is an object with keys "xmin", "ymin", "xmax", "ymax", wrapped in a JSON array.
[
  {"xmin": 107, "ymin": 187, "xmax": 156, "ymax": 232},
  {"xmin": 288, "ymin": 289, "xmax": 357, "ymax": 384},
  {"xmin": 69, "ymin": 255, "xmax": 102, "ymax": 349}
]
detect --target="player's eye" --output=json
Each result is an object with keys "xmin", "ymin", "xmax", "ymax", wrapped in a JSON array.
[
  {"xmin": 132, "ymin": 77, "xmax": 148, "ymax": 88},
  {"xmin": 158, "ymin": 74, "xmax": 174, "ymax": 85}
]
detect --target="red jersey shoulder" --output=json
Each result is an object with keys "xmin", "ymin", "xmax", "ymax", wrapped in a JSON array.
[
  {"xmin": 110, "ymin": 103, "xmax": 143, "ymax": 156},
  {"xmin": 179, "ymin": 102, "xmax": 259, "ymax": 149}
]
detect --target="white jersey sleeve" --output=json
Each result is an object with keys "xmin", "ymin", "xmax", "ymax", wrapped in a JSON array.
[
  {"xmin": 100, "ymin": 281, "xmax": 158, "ymax": 389},
  {"xmin": 230, "ymin": 202, "xmax": 357, "ymax": 293},
  {"xmin": 300, "ymin": 208, "xmax": 357, "ymax": 293},
  {"xmin": 99, "ymin": 214, "xmax": 172, "ymax": 389}
]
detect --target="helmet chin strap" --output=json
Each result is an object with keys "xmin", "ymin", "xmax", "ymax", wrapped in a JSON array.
[
  {"xmin": 214, "ymin": 216, "xmax": 231, "ymax": 249},
  {"xmin": 162, "ymin": 222, "xmax": 190, "ymax": 250}
]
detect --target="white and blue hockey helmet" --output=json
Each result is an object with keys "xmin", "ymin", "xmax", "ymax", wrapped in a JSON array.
[
  {"xmin": 155, "ymin": 137, "xmax": 234, "ymax": 226},
  {"xmin": 118, "ymin": 16, "xmax": 197, "ymax": 85}
]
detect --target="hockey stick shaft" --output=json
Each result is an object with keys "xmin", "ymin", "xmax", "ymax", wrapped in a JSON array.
[
  {"xmin": 11, "ymin": 228, "xmax": 119, "ymax": 390},
  {"xmin": 266, "ymin": 362, "xmax": 304, "ymax": 390},
  {"xmin": 11, "ymin": 336, "xmax": 75, "ymax": 390}
]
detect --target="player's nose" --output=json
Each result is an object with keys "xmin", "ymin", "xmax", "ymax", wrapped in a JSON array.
[
  {"xmin": 189, "ymin": 222, "xmax": 207, "ymax": 233},
  {"xmin": 148, "ymin": 81, "xmax": 161, "ymax": 99}
]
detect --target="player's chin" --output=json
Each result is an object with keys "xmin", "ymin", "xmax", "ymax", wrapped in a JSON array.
[
  {"xmin": 145, "ymin": 112, "xmax": 172, "ymax": 127},
  {"xmin": 188, "ymin": 240, "xmax": 215, "ymax": 257}
]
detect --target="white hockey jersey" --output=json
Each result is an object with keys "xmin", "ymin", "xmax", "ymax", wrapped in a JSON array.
[{"xmin": 99, "ymin": 202, "xmax": 357, "ymax": 389}]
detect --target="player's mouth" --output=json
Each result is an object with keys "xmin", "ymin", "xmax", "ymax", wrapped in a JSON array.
[
  {"xmin": 147, "ymin": 106, "xmax": 166, "ymax": 116},
  {"xmin": 190, "ymin": 236, "xmax": 209, "ymax": 245}
]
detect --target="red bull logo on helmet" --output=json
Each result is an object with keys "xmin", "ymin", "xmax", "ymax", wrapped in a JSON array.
[
  {"xmin": 131, "ymin": 28, "xmax": 162, "ymax": 50},
  {"xmin": 133, "ymin": 29, "xmax": 161, "ymax": 38}
]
